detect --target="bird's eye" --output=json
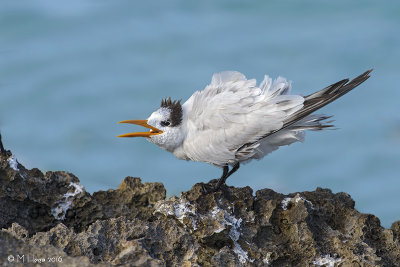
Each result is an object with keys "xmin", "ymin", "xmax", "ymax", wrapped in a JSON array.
[{"xmin": 160, "ymin": 120, "xmax": 170, "ymax": 127}]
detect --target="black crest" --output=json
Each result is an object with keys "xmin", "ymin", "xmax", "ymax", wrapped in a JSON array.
[{"xmin": 160, "ymin": 97, "xmax": 183, "ymax": 126}]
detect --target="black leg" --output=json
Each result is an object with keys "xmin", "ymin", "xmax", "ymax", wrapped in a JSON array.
[
  {"xmin": 222, "ymin": 165, "xmax": 229, "ymax": 178},
  {"xmin": 214, "ymin": 162, "xmax": 240, "ymax": 190},
  {"xmin": 214, "ymin": 165, "xmax": 229, "ymax": 190},
  {"xmin": 201, "ymin": 165, "xmax": 228, "ymax": 194},
  {"xmin": 227, "ymin": 162, "xmax": 240, "ymax": 177}
]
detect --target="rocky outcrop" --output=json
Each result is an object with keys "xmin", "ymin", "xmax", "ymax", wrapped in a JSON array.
[{"xmin": 1, "ymin": 136, "xmax": 400, "ymax": 266}]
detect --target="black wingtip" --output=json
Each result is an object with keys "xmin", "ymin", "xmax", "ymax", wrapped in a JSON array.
[
  {"xmin": 362, "ymin": 68, "xmax": 373, "ymax": 78},
  {"xmin": 367, "ymin": 68, "xmax": 373, "ymax": 77}
]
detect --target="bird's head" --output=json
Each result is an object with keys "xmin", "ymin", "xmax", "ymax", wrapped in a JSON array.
[{"xmin": 118, "ymin": 97, "xmax": 185, "ymax": 152}]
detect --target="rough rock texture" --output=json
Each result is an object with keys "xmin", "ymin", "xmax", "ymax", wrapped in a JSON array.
[{"xmin": 1, "ymin": 137, "xmax": 400, "ymax": 266}]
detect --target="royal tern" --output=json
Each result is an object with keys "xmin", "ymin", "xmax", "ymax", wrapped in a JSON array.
[{"xmin": 119, "ymin": 69, "xmax": 372, "ymax": 190}]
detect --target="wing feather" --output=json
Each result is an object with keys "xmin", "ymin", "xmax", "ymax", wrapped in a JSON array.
[
  {"xmin": 182, "ymin": 71, "xmax": 303, "ymax": 166},
  {"xmin": 181, "ymin": 70, "xmax": 372, "ymax": 166},
  {"xmin": 237, "ymin": 69, "xmax": 372, "ymax": 159}
]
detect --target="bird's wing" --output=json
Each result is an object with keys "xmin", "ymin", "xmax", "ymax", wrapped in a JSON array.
[
  {"xmin": 237, "ymin": 69, "xmax": 373, "ymax": 160},
  {"xmin": 182, "ymin": 71, "xmax": 304, "ymax": 166},
  {"xmin": 282, "ymin": 69, "xmax": 372, "ymax": 131}
]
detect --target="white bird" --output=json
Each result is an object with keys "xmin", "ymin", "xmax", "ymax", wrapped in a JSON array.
[{"xmin": 118, "ymin": 69, "xmax": 372, "ymax": 191}]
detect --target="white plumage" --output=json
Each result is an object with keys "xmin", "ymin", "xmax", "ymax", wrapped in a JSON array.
[
  {"xmin": 179, "ymin": 71, "xmax": 305, "ymax": 166},
  {"xmin": 119, "ymin": 69, "xmax": 372, "ymax": 189}
]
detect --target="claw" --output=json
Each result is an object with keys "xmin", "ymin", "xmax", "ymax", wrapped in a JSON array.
[{"xmin": 200, "ymin": 183, "xmax": 217, "ymax": 194}]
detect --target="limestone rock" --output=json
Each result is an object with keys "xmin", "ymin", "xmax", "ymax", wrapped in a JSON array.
[{"xmin": 1, "ymin": 137, "xmax": 399, "ymax": 266}]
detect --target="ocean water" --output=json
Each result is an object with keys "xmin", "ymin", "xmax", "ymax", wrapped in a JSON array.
[{"xmin": 1, "ymin": 1, "xmax": 399, "ymax": 227}]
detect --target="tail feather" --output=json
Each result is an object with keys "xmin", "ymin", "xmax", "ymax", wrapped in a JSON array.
[{"xmin": 289, "ymin": 115, "xmax": 335, "ymax": 131}]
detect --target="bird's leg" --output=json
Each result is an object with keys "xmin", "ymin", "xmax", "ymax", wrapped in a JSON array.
[
  {"xmin": 214, "ymin": 162, "xmax": 240, "ymax": 190},
  {"xmin": 201, "ymin": 166, "xmax": 228, "ymax": 194},
  {"xmin": 213, "ymin": 165, "xmax": 229, "ymax": 190},
  {"xmin": 227, "ymin": 162, "xmax": 240, "ymax": 177}
]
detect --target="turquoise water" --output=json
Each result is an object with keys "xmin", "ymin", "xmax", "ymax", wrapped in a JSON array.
[{"xmin": 1, "ymin": 1, "xmax": 399, "ymax": 227}]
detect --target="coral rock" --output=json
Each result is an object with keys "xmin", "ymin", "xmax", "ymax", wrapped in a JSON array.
[{"xmin": 1, "ymin": 141, "xmax": 400, "ymax": 266}]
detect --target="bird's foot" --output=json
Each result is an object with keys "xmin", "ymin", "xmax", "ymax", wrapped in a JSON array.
[
  {"xmin": 200, "ymin": 179, "xmax": 225, "ymax": 194},
  {"xmin": 200, "ymin": 183, "xmax": 216, "ymax": 194}
]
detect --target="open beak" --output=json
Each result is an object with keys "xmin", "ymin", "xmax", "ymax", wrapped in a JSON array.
[{"xmin": 118, "ymin": 120, "xmax": 163, "ymax": 138}]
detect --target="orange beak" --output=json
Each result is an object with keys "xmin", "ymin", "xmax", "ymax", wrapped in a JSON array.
[{"xmin": 118, "ymin": 120, "xmax": 163, "ymax": 138}]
